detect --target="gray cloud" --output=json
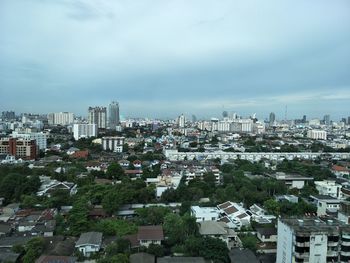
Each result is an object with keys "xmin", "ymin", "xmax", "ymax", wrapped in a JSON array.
[{"xmin": 0, "ymin": 0, "xmax": 349, "ymax": 119}]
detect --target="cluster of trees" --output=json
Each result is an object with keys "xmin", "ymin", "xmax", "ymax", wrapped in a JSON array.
[
  {"xmin": 264, "ymin": 199, "xmax": 316, "ymax": 216},
  {"xmin": 0, "ymin": 166, "xmax": 41, "ymax": 204}
]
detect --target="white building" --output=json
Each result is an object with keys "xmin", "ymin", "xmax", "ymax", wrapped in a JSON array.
[
  {"xmin": 75, "ymin": 232, "xmax": 103, "ymax": 257},
  {"xmin": 88, "ymin": 107, "xmax": 107, "ymax": 129},
  {"xmin": 307, "ymin": 129, "xmax": 327, "ymax": 140},
  {"xmin": 47, "ymin": 112, "xmax": 74, "ymax": 126},
  {"xmin": 276, "ymin": 217, "xmax": 350, "ymax": 263},
  {"xmin": 191, "ymin": 206, "xmax": 220, "ymax": 222},
  {"xmin": 271, "ymin": 172, "xmax": 313, "ymax": 189},
  {"xmin": 177, "ymin": 114, "xmax": 186, "ymax": 128},
  {"xmin": 11, "ymin": 131, "xmax": 47, "ymax": 150},
  {"xmin": 73, "ymin": 124, "xmax": 97, "ymax": 140},
  {"xmin": 217, "ymin": 201, "xmax": 251, "ymax": 230},
  {"xmin": 102, "ymin": 136, "xmax": 124, "ymax": 153},
  {"xmin": 315, "ymin": 180, "xmax": 344, "ymax": 199}
]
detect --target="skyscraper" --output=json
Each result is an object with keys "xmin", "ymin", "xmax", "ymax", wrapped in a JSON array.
[
  {"xmin": 323, "ymin": 114, "xmax": 330, "ymax": 126},
  {"xmin": 269, "ymin": 112, "xmax": 275, "ymax": 125},
  {"xmin": 88, "ymin": 107, "xmax": 107, "ymax": 129},
  {"xmin": 108, "ymin": 101, "xmax": 120, "ymax": 129}
]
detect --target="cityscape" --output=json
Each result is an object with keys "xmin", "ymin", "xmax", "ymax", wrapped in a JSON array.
[{"xmin": 1, "ymin": 1, "xmax": 350, "ymax": 263}]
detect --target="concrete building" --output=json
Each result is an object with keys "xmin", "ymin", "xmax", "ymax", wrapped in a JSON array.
[
  {"xmin": 307, "ymin": 129, "xmax": 327, "ymax": 140},
  {"xmin": 310, "ymin": 195, "xmax": 340, "ymax": 216},
  {"xmin": 47, "ymin": 112, "xmax": 74, "ymax": 126},
  {"xmin": 315, "ymin": 180, "xmax": 344, "ymax": 199},
  {"xmin": 108, "ymin": 101, "xmax": 120, "ymax": 129},
  {"xmin": 11, "ymin": 131, "xmax": 47, "ymax": 150},
  {"xmin": 191, "ymin": 206, "xmax": 220, "ymax": 222},
  {"xmin": 198, "ymin": 221, "xmax": 240, "ymax": 249},
  {"xmin": 270, "ymin": 172, "xmax": 313, "ymax": 189},
  {"xmin": 177, "ymin": 114, "xmax": 186, "ymax": 128},
  {"xmin": 101, "ymin": 136, "xmax": 124, "ymax": 153},
  {"xmin": 0, "ymin": 138, "xmax": 37, "ymax": 159},
  {"xmin": 73, "ymin": 124, "xmax": 97, "ymax": 140},
  {"xmin": 75, "ymin": 232, "xmax": 103, "ymax": 257},
  {"xmin": 276, "ymin": 217, "xmax": 350, "ymax": 263},
  {"xmin": 338, "ymin": 201, "xmax": 350, "ymax": 225},
  {"xmin": 269, "ymin": 112, "xmax": 276, "ymax": 126},
  {"xmin": 88, "ymin": 107, "xmax": 107, "ymax": 129}
]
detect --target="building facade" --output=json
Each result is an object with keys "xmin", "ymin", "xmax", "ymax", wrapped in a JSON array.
[
  {"xmin": 11, "ymin": 131, "xmax": 47, "ymax": 150},
  {"xmin": 108, "ymin": 101, "xmax": 120, "ymax": 129},
  {"xmin": 73, "ymin": 124, "xmax": 97, "ymax": 140},
  {"xmin": 88, "ymin": 107, "xmax": 107, "ymax": 129},
  {"xmin": 101, "ymin": 136, "xmax": 124, "ymax": 153},
  {"xmin": 276, "ymin": 217, "xmax": 350, "ymax": 263},
  {"xmin": 307, "ymin": 130, "xmax": 327, "ymax": 140},
  {"xmin": 0, "ymin": 138, "xmax": 37, "ymax": 159},
  {"xmin": 47, "ymin": 112, "xmax": 74, "ymax": 126}
]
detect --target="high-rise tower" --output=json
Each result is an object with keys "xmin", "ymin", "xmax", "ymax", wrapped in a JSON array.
[
  {"xmin": 88, "ymin": 106, "xmax": 107, "ymax": 129},
  {"xmin": 108, "ymin": 101, "xmax": 120, "ymax": 129}
]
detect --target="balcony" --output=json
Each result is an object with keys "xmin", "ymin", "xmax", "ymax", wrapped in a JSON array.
[
  {"xmin": 327, "ymin": 251, "xmax": 338, "ymax": 257},
  {"xmin": 294, "ymin": 252, "xmax": 310, "ymax": 258},
  {"xmin": 340, "ymin": 251, "xmax": 350, "ymax": 256},
  {"xmin": 328, "ymin": 241, "xmax": 339, "ymax": 247},
  {"xmin": 341, "ymin": 241, "xmax": 350, "ymax": 246},
  {"xmin": 296, "ymin": 242, "xmax": 310, "ymax": 247}
]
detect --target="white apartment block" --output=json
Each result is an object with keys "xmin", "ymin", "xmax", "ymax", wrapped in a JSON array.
[
  {"xmin": 88, "ymin": 107, "xmax": 107, "ymax": 129},
  {"xmin": 277, "ymin": 217, "xmax": 350, "ymax": 263},
  {"xmin": 48, "ymin": 112, "xmax": 74, "ymax": 126},
  {"xmin": 307, "ymin": 129, "xmax": 327, "ymax": 140},
  {"xmin": 315, "ymin": 180, "xmax": 344, "ymax": 199},
  {"xmin": 73, "ymin": 124, "xmax": 97, "ymax": 140},
  {"xmin": 11, "ymin": 131, "xmax": 47, "ymax": 150},
  {"xmin": 191, "ymin": 206, "xmax": 220, "ymax": 222},
  {"xmin": 102, "ymin": 136, "xmax": 125, "ymax": 153}
]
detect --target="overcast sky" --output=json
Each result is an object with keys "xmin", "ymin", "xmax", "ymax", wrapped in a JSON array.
[{"xmin": 0, "ymin": 0, "xmax": 349, "ymax": 120}]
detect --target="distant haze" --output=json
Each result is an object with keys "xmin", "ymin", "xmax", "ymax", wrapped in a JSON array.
[{"xmin": 1, "ymin": 0, "xmax": 350, "ymax": 119}]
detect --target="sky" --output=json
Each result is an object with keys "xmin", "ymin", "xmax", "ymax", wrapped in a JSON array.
[{"xmin": 0, "ymin": 0, "xmax": 350, "ymax": 120}]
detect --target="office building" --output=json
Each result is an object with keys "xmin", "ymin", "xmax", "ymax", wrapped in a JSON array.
[
  {"xmin": 307, "ymin": 130, "xmax": 327, "ymax": 140},
  {"xmin": 0, "ymin": 138, "xmax": 37, "ymax": 159},
  {"xmin": 102, "ymin": 136, "xmax": 124, "ymax": 153},
  {"xmin": 1, "ymin": 111, "xmax": 15, "ymax": 120},
  {"xmin": 73, "ymin": 124, "xmax": 97, "ymax": 140},
  {"xmin": 108, "ymin": 101, "xmax": 120, "ymax": 129},
  {"xmin": 269, "ymin": 112, "xmax": 276, "ymax": 126},
  {"xmin": 88, "ymin": 107, "xmax": 107, "ymax": 129},
  {"xmin": 276, "ymin": 217, "xmax": 350, "ymax": 263},
  {"xmin": 47, "ymin": 112, "xmax": 74, "ymax": 126},
  {"xmin": 177, "ymin": 114, "xmax": 186, "ymax": 128},
  {"xmin": 324, "ymin": 115, "xmax": 331, "ymax": 126},
  {"xmin": 11, "ymin": 131, "xmax": 47, "ymax": 150}
]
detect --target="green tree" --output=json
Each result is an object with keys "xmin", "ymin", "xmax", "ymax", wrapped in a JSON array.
[
  {"xmin": 106, "ymin": 163, "xmax": 125, "ymax": 180},
  {"xmin": 163, "ymin": 213, "xmax": 185, "ymax": 245},
  {"xmin": 102, "ymin": 190, "xmax": 121, "ymax": 215},
  {"xmin": 147, "ymin": 244, "xmax": 164, "ymax": 257},
  {"xmin": 23, "ymin": 237, "xmax": 45, "ymax": 263}
]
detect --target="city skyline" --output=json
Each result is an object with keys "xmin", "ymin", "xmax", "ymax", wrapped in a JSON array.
[{"xmin": 1, "ymin": 0, "xmax": 349, "ymax": 118}]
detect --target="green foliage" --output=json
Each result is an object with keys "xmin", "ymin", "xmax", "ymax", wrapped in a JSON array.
[
  {"xmin": 184, "ymin": 236, "xmax": 229, "ymax": 263},
  {"xmin": 68, "ymin": 197, "xmax": 90, "ymax": 235},
  {"xmin": 106, "ymin": 163, "xmax": 125, "ymax": 180},
  {"xmin": 239, "ymin": 233, "xmax": 258, "ymax": 252},
  {"xmin": 147, "ymin": 244, "xmax": 164, "ymax": 257},
  {"xmin": 23, "ymin": 237, "xmax": 45, "ymax": 263},
  {"xmin": 46, "ymin": 189, "xmax": 72, "ymax": 208},
  {"xmin": 135, "ymin": 206, "xmax": 171, "ymax": 225},
  {"xmin": 105, "ymin": 239, "xmax": 131, "ymax": 255},
  {"xmin": 0, "ymin": 173, "xmax": 40, "ymax": 203},
  {"xmin": 94, "ymin": 219, "xmax": 137, "ymax": 236},
  {"xmin": 102, "ymin": 190, "xmax": 121, "ymax": 215},
  {"xmin": 264, "ymin": 199, "xmax": 316, "ymax": 216},
  {"xmin": 97, "ymin": 254, "xmax": 129, "ymax": 263}
]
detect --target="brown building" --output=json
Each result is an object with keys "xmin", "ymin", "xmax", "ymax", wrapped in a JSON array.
[{"xmin": 0, "ymin": 138, "xmax": 37, "ymax": 159}]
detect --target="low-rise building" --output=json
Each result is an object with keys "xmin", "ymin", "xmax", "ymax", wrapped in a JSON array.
[
  {"xmin": 198, "ymin": 221, "xmax": 240, "ymax": 249},
  {"xmin": 315, "ymin": 180, "xmax": 344, "ymax": 199},
  {"xmin": 269, "ymin": 172, "xmax": 313, "ymax": 189},
  {"xmin": 137, "ymin": 226, "xmax": 164, "ymax": 248},
  {"xmin": 217, "ymin": 201, "xmax": 251, "ymax": 230},
  {"xmin": 191, "ymin": 206, "xmax": 220, "ymax": 222},
  {"xmin": 75, "ymin": 232, "xmax": 103, "ymax": 257}
]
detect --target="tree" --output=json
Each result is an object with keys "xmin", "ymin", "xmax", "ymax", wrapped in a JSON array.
[
  {"xmin": 147, "ymin": 244, "xmax": 164, "ymax": 257},
  {"xmin": 240, "ymin": 234, "xmax": 258, "ymax": 253},
  {"xmin": 135, "ymin": 206, "xmax": 171, "ymax": 225},
  {"xmin": 199, "ymin": 236, "xmax": 230, "ymax": 263},
  {"xmin": 68, "ymin": 197, "xmax": 90, "ymax": 235},
  {"xmin": 105, "ymin": 239, "xmax": 131, "ymax": 255},
  {"xmin": 106, "ymin": 163, "xmax": 125, "ymax": 180},
  {"xmin": 163, "ymin": 213, "xmax": 185, "ymax": 245},
  {"xmin": 23, "ymin": 237, "xmax": 45, "ymax": 263},
  {"xmin": 263, "ymin": 199, "xmax": 280, "ymax": 216},
  {"xmin": 102, "ymin": 190, "xmax": 121, "ymax": 215}
]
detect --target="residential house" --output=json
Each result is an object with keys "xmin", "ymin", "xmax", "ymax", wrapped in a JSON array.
[
  {"xmin": 137, "ymin": 226, "xmax": 164, "ymax": 248},
  {"xmin": 310, "ymin": 195, "xmax": 340, "ymax": 216},
  {"xmin": 198, "ymin": 221, "xmax": 240, "ymax": 249},
  {"xmin": 217, "ymin": 201, "xmax": 251, "ymax": 230},
  {"xmin": 37, "ymin": 176, "xmax": 77, "ymax": 197},
  {"xmin": 191, "ymin": 206, "xmax": 220, "ymax": 222},
  {"xmin": 315, "ymin": 180, "xmax": 344, "ymax": 199},
  {"xmin": 269, "ymin": 172, "xmax": 313, "ymax": 189},
  {"xmin": 75, "ymin": 232, "xmax": 103, "ymax": 257}
]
